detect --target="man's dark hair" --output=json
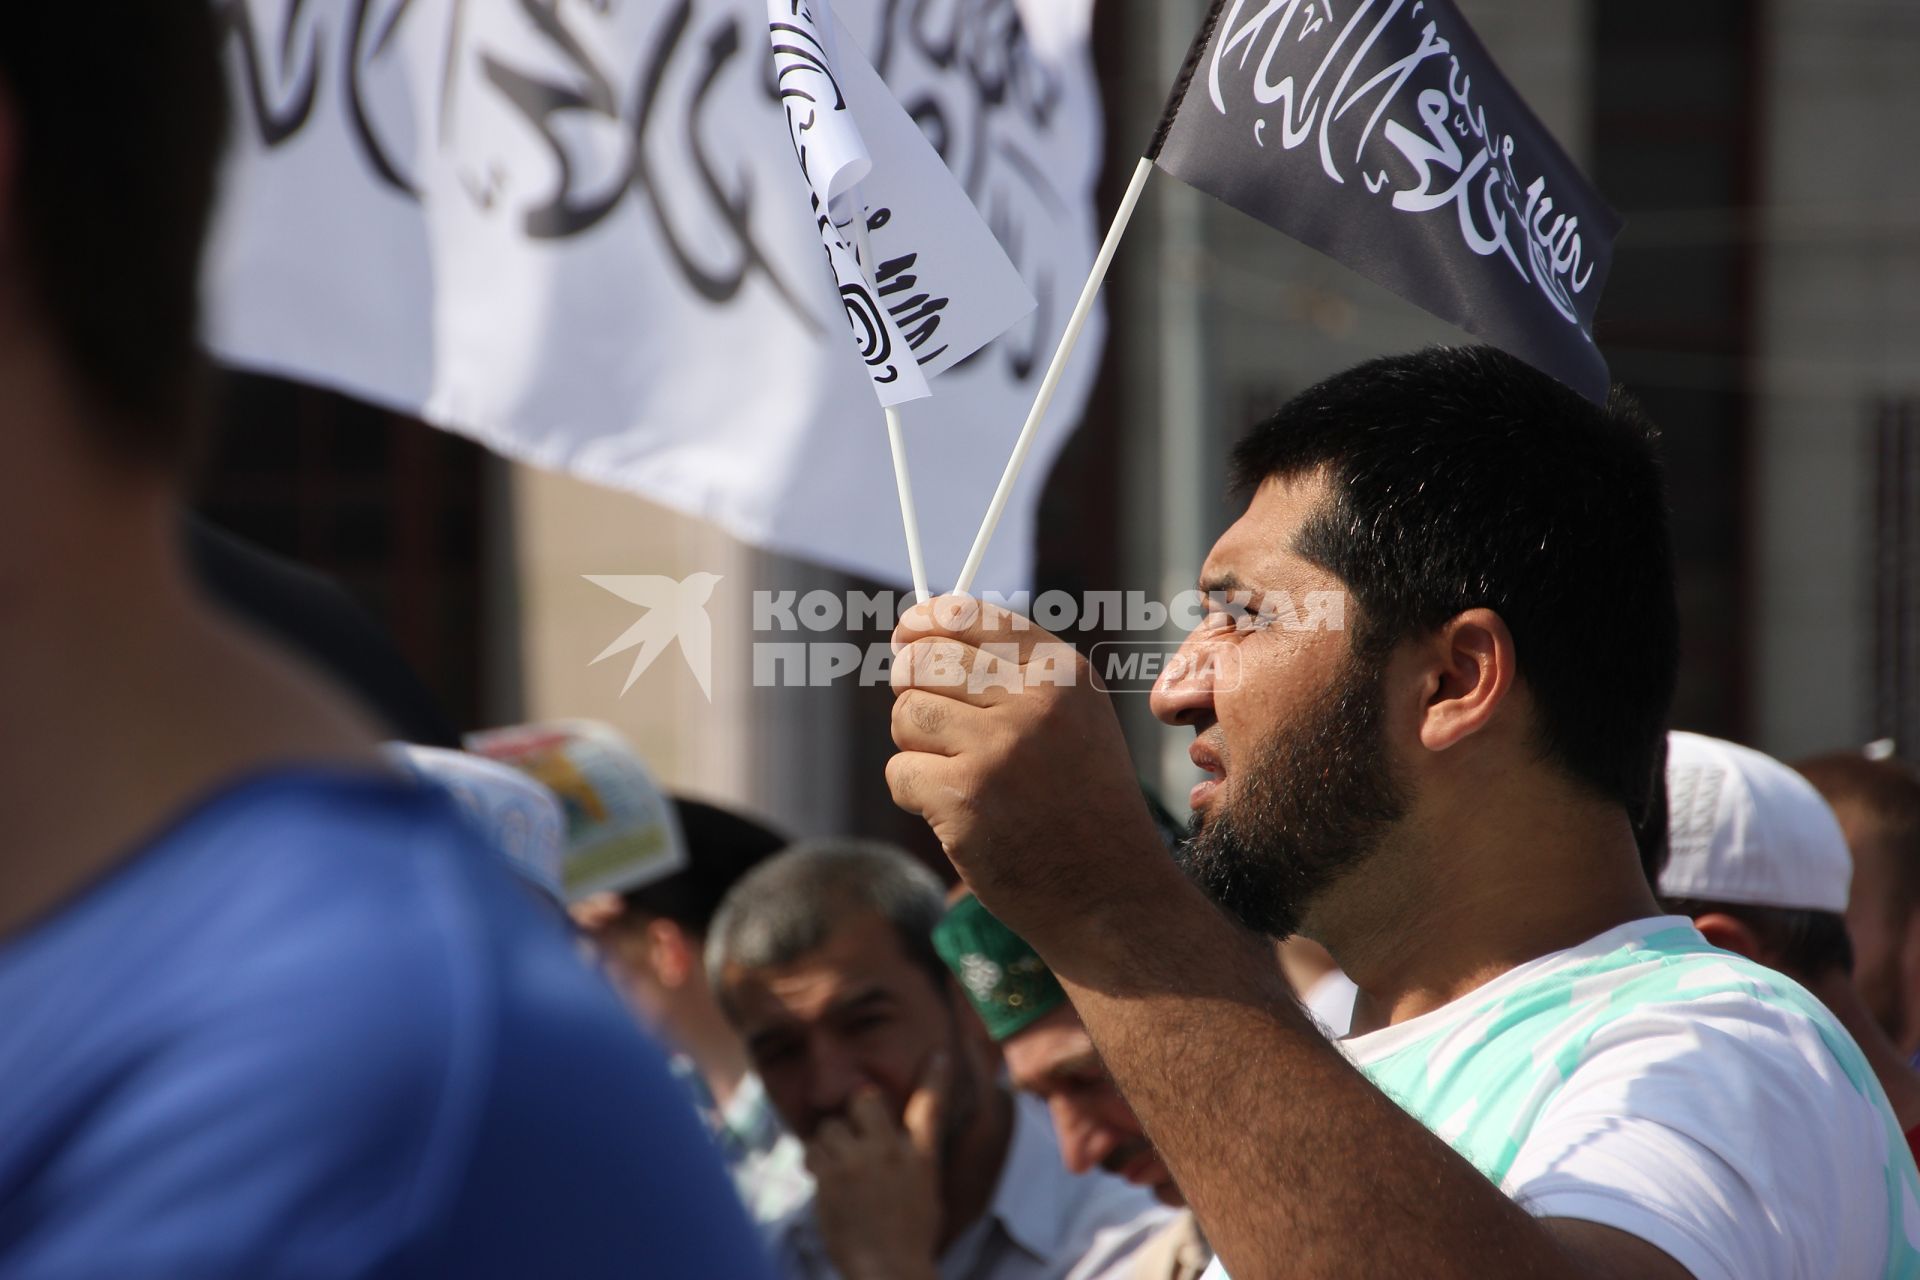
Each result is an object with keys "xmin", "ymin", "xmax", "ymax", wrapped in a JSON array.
[
  {"xmin": 0, "ymin": 7, "xmax": 228, "ymax": 467},
  {"xmin": 1632, "ymin": 733, "xmax": 1672, "ymax": 892},
  {"xmin": 1794, "ymin": 753, "xmax": 1920, "ymax": 920},
  {"xmin": 620, "ymin": 799, "xmax": 789, "ymax": 937},
  {"xmin": 188, "ymin": 519, "xmax": 460, "ymax": 745},
  {"xmin": 1230, "ymin": 346, "xmax": 1678, "ymax": 821},
  {"xmin": 1660, "ymin": 898, "xmax": 1856, "ymax": 980},
  {"xmin": 705, "ymin": 840, "xmax": 950, "ymax": 1003}
]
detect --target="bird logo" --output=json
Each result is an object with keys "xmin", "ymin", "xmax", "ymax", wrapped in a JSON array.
[{"xmin": 583, "ymin": 573, "xmax": 723, "ymax": 700}]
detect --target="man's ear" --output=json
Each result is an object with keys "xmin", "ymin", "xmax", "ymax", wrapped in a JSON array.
[
  {"xmin": 1693, "ymin": 912, "xmax": 1768, "ymax": 964},
  {"xmin": 569, "ymin": 890, "xmax": 625, "ymax": 935},
  {"xmin": 645, "ymin": 918, "xmax": 701, "ymax": 990},
  {"xmin": 1414, "ymin": 607, "xmax": 1517, "ymax": 754}
]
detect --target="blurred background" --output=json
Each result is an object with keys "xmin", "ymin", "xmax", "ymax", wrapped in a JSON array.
[{"xmin": 195, "ymin": 0, "xmax": 1920, "ymax": 861}]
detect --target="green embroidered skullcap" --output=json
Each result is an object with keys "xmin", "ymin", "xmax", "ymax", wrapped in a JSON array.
[{"xmin": 933, "ymin": 894, "xmax": 1067, "ymax": 1042}]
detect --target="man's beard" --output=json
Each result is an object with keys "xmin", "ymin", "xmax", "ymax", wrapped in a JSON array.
[{"xmin": 1176, "ymin": 646, "xmax": 1410, "ymax": 938}]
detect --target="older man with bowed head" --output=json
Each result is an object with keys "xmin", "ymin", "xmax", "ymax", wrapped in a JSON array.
[
  {"xmin": 707, "ymin": 839, "xmax": 1171, "ymax": 1280},
  {"xmin": 886, "ymin": 347, "xmax": 1920, "ymax": 1279}
]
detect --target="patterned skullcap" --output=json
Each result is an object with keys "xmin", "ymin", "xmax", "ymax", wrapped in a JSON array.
[
  {"xmin": 933, "ymin": 893, "xmax": 1067, "ymax": 1042},
  {"xmin": 463, "ymin": 720, "xmax": 689, "ymax": 903},
  {"xmin": 1661, "ymin": 730, "xmax": 1851, "ymax": 914}
]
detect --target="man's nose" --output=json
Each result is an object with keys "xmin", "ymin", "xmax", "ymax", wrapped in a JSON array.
[
  {"xmin": 1150, "ymin": 628, "xmax": 1217, "ymax": 729},
  {"xmin": 805, "ymin": 1039, "xmax": 869, "ymax": 1117}
]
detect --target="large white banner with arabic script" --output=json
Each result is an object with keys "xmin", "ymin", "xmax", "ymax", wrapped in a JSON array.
[{"xmin": 204, "ymin": 0, "xmax": 1100, "ymax": 594}]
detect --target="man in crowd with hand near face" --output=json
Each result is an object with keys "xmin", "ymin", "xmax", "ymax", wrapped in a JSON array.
[
  {"xmin": 707, "ymin": 840, "xmax": 1169, "ymax": 1280},
  {"xmin": 887, "ymin": 347, "xmax": 1920, "ymax": 1279}
]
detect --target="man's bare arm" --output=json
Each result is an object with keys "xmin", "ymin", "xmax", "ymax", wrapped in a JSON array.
[
  {"xmin": 1040, "ymin": 871, "xmax": 1691, "ymax": 1279},
  {"xmin": 882, "ymin": 601, "xmax": 1693, "ymax": 1280}
]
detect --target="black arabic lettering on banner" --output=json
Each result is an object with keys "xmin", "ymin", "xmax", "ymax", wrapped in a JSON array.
[
  {"xmin": 819, "ymin": 204, "xmax": 912, "ymax": 386},
  {"xmin": 214, "ymin": 0, "xmax": 819, "ymax": 332},
  {"xmin": 214, "ymin": 0, "xmax": 1068, "ymax": 371},
  {"xmin": 771, "ymin": 2, "xmax": 909, "ymax": 384},
  {"xmin": 769, "ymin": 1, "xmax": 958, "ymax": 379},
  {"xmin": 217, "ymin": 0, "xmax": 323, "ymax": 147},
  {"xmin": 770, "ymin": 2, "xmax": 846, "ymax": 192},
  {"xmin": 826, "ymin": 206, "xmax": 954, "ymax": 378},
  {"xmin": 857, "ymin": 205, "xmax": 949, "ymax": 367},
  {"xmin": 872, "ymin": 0, "xmax": 1069, "ymax": 383},
  {"xmin": 1153, "ymin": 0, "xmax": 1617, "ymax": 402}
]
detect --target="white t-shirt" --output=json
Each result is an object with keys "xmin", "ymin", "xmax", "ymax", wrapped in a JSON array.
[
  {"xmin": 1202, "ymin": 917, "xmax": 1920, "ymax": 1279},
  {"xmin": 1301, "ymin": 969, "xmax": 1357, "ymax": 1039}
]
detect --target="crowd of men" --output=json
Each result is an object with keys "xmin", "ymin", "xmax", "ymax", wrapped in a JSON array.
[
  {"xmin": 7, "ymin": 6, "xmax": 1920, "ymax": 1279},
  {"xmin": 365, "ymin": 714, "xmax": 1920, "ymax": 1280}
]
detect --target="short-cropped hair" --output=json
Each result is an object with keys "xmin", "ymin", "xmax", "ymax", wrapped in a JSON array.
[
  {"xmin": 1231, "ymin": 346, "xmax": 1677, "ymax": 824},
  {"xmin": 1662, "ymin": 897, "xmax": 1855, "ymax": 981},
  {"xmin": 705, "ymin": 839, "xmax": 949, "ymax": 1004}
]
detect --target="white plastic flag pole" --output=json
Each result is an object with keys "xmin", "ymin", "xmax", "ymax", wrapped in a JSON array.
[
  {"xmin": 884, "ymin": 405, "xmax": 931, "ymax": 605},
  {"xmin": 951, "ymin": 157, "xmax": 1155, "ymax": 597},
  {"xmin": 852, "ymin": 196, "xmax": 932, "ymax": 605}
]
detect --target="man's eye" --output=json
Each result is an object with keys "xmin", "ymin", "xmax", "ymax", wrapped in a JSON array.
[
  {"xmin": 1058, "ymin": 1068, "xmax": 1117, "ymax": 1098},
  {"xmin": 843, "ymin": 1014, "xmax": 889, "ymax": 1035},
  {"xmin": 1207, "ymin": 590, "xmax": 1265, "ymax": 628}
]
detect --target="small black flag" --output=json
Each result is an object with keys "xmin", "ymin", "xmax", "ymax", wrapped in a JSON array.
[{"xmin": 1150, "ymin": 0, "xmax": 1617, "ymax": 404}]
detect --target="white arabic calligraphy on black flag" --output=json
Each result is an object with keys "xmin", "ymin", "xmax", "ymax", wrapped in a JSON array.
[
  {"xmin": 203, "ymin": 0, "xmax": 1099, "ymax": 594},
  {"xmin": 1149, "ymin": 0, "xmax": 1618, "ymax": 403},
  {"xmin": 768, "ymin": 0, "xmax": 1033, "ymax": 406}
]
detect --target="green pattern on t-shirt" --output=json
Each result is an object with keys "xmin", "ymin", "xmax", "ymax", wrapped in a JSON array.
[{"xmin": 1355, "ymin": 925, "xmax": 1920, "ymax": 1277}]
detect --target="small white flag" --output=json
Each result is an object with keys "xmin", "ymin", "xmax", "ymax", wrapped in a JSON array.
[{"xmin": 769, "ymin": 0, "xmax": 1033, "ymax": 406}]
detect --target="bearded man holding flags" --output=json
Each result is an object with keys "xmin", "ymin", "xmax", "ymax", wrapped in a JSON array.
[{"xmin": 887, "ymin": 347, "xmax": 1920, "ymax": 1279}]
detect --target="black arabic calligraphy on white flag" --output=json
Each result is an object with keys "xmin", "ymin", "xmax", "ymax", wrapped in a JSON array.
[{"xmin": 769, "ymin": 0, "xmax": 1033, "ymax": 406}]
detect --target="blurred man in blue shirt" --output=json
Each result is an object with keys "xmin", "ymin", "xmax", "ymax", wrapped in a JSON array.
[{"xmin": 0, "ymin": 9, "xmax": 771, "ymax": 1277}]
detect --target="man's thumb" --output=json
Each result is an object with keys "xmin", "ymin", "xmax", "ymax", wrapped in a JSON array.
[{"xmin": 903, "ymin": 1050, "xmax": 950, "ymax": 1161}]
